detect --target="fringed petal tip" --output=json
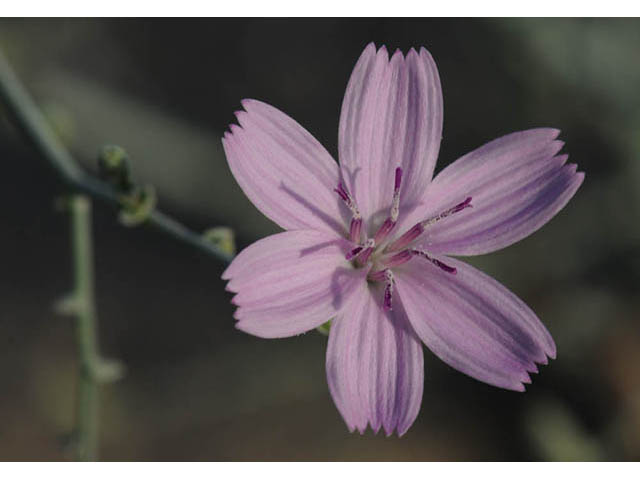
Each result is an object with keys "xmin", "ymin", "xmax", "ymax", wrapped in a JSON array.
[
  {"xmin": 220, "ymin": 104, "xmax": 254, "ymax": 139},
  {"xmin": 395, "ymin": 257, "xmax": 558, "ymax": 395},
  {"xmin": 221, "ymin": 98, "xmax": 345, "ymax": 234},
  {"xmin": 492, "ymin": 353, "xmax": 554, "ymax": 392},
  {"xmin": 224, "ymin": 230, "xmax": 364, "ymax": 339},
  {"xmin": 239, "ymin": 98, "xmax": 258, "ymax": 111},
  {"xmin": 344, "ymin": 421, "xmax": 412, "ymax": 438},
  {"xmin": 499, "ymin": 350, "xmax": 558, "ymax": 392},
  {"xmin": 338, "ymin": 41, "xmax": 443, "ymax": 223},
  {"xmin": 360, "ymin": 42, "xmax": 391, "ymax": 61},
  {"xmin": 419, "ymin": 46, "xmax": 435, "ymax": 60},
  {"xmin": 327, "ymin": 285, "xmax": 424, "ymax": 438},
  {"xmin": 363, "ymin": 42, "xmax": 441, "ymax": 60},
  {"xmin": 221, "ymin": 261, "xmax": 235, "ymax": 282},
  {"xmin": 420, "ymin": 128, "xmax": 584, "ymax": 257}
]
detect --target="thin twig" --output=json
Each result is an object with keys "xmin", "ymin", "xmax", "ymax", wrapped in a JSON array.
[
  {"xmin": 68, "ymin": 195, "xmax": 100, "ymax": 461},
  {"xmin": 0, "ymin": 50, "xmax": 233, "ymax": 265}
]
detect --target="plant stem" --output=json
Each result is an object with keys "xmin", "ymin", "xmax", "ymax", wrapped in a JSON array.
[
  {"xmin": 0, "ymin": 50, "xmax": 233, "ymax": 265},
  {"xmin": 69, "ymin": 195, "xmax": 100, "ymax": 461},
  {"xmin": 0, "ymin": 48, "xmax": 235, "ymax": 461}
]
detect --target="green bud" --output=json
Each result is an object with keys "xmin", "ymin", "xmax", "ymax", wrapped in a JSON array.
[
  {"xmin": 118, "ymin": 185, "xmax": 157, "ymax": 227},
  {"xmin": 98, "ymin": 144, "xmax": 133, "ymax": 192},
  {"xmin": 203, "ymin": 227, "xmax": 236, "ymax": 256}
]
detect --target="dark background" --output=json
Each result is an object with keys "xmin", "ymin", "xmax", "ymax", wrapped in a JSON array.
[{"xmin": 0, "ymin": 18, "xmax": 638, "ymax": 460}]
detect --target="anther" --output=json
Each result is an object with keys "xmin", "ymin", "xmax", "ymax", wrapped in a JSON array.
[
  {"xmin": 383, "ymin": 269, "xmax": 395, "ymax": 311},
  {"xmin": 385, "ymin": 223, "xmax": 424, "ymax": 253},
  {"xmin": 334, "ymin": 182, "xmax": 360, "ymax": 217},
  {"xmin": 345, "ymin": 245, "xmax": 363, "ymax": 260},
  {"xmin": 380, "ymin": 249, "xmax": 413, "ymax": 269},
  {"xmin": 368, "ymin": 269, "xmax": 387, "ymax": 282},
  {"xmin": 411, "ymin": 249, "xmax": 457, "ymax": 274},
  {"xmin": 345, "ymin": 238, "xmax": 375, "ymax": 263},
  {"xmin": 391, "ymin": 167, "xmax": 403, "ymax": 221},
  {"xmin": 334, "ymin": 182, "xmax": 363, "ymax": 243},
  {"xmin": 358, "ymin": 238, "xmax": 375, "ymax": 264},
  {"xmin": 334, "ymin": 182, "xmax": 350, "ymax": 204},
  {"xmin": 350, "ymin": 217, "xmax": 362, "ymax": 244},
  {"xmin": 373, "ymin": 167, "xmax": 403, "ymax": 244},
  {"xmin": 373, "ymin": 218, "xmax": 395, "ymax": 245},
  {"xmin": 367, "ymin": 250, "xmax": 413, "ymax": 283},
  {"xmin": 386, "ymin": 197, "xmax": 473, "ymax": 252}
]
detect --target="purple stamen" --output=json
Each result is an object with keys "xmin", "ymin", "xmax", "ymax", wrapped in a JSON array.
[
  {"xmin": 394, "ymin": 167, "xmax": 403, "ymax": 193},
  {"xmin": 385, "ymin": 223, "xmax": 424, "ymax": 253},
  {"xmin": 386, "ymin": 197, "xmax": 473, "ymax": 252},
  {"xmin": 383, "ymin": 269, "xmax": 395, "ymax": 311},
  {"xmin": 381, "ymin": 249, "xmax": 413, "ymax": 268},
  {"xmin": 431, "ymin": 258, "xmax": 457, "ymax": 274},
  {"xmin": 422, "ymin": 197, "xmax": 473, "ymax": 227},
  {"xmin": 334, "ymin": 182, "xmax": 360, "ymax": 216},
  {"xmin": 345, "ymin": 246, "xmax": 363, "ymax": 260},
  {"xmin": 335, "ymin": 182, "xmax": 362, "ymax": 242},
  {"xmin": 334, "ymin": 182, "xmax": 349, "ymax": 203},
  {"xmin": 390, "ymin": 167, "xmax": 402, "ymax": 222},
  {"xmin": 346, "ymin": 238, "xmax": 375, "ymax": 263},
  {"xmin": 373, "ymin": 167, "xmax": 403, "ymax": 245},
  {"xmin": 368, "ymin": 269, "xmax": 387, "ymax": 282},
  {"xmin": 374, "ymin": 218, "xmax": 395, "ymax": 244},
  {"xmin": 350, "ymin": 217, "xmax": 363, "ymax": 243},
  {"xmin": 411, "ymin": 249, "xmax": 457, "ymax": 274},
  {"xmin": 356, "ymin": 239, "xmax": 376, "ymax": 264},
  {"xmin": 359, "ymin": 245, "xmax": 374, "ymax": 264}
]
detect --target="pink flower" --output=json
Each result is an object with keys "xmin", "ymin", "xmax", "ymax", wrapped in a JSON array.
[{"xmin": 221, "ymin": 43, "xmax": 584, "ymax": 436}]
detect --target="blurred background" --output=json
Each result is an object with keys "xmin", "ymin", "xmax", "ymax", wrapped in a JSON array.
[{"xmin": 0, "ymin": 18, "xmax": 638, "ymax": 461}]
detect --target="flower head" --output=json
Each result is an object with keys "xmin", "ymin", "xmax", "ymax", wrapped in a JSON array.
[{"xmin": 221, "ymin": 43, "xmax": 584, "ymax": 436}]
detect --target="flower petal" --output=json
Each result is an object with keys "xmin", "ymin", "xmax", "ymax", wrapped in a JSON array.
[
  {"xmin": 412, "ymin": 129, "xmax": 584, "ymax": 256},
  {"xmin": 338, "ymin": 44, "xmax": 443, "ymax": 226},
  {"xmin": 326, "ymin": 282, "xmax": 424, "ymax": 436},
  {"xmin": 394, "ymin": 257, "xmax": 555, "ymax": 391},
  {"xmin": 222, "ymin": 99, "xmax": 346, "ymax": 235},
  {"xmin": 223, "ymin": 230, "xmax": 365, "ymax": 338}
]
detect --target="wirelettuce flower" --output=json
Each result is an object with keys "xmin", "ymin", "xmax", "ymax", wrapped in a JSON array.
[{"xmin": 221, "ymin": 43, "xmax": 584, "ymax": 436}]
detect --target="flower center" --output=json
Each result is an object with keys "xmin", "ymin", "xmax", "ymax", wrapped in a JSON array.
[{"xmin": 335, "ymin": 168, "xmax": 472, "ymax": 310}]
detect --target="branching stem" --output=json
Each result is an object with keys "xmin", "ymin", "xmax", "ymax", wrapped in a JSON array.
[
  {"xmin": 0, "ymin": 49, "xmax": 235, "ymax": 461},
  {"xmin": 0, "ymin": 50, "xmax": 233, "ymax": 264}
]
